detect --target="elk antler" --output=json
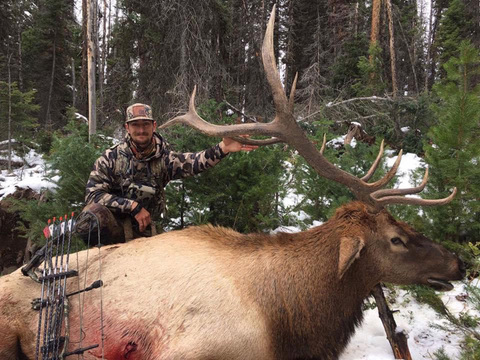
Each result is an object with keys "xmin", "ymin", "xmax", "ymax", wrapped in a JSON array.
[{"xmin": 159, "ymin": 5, "xmax": 456, "ymax": 210}]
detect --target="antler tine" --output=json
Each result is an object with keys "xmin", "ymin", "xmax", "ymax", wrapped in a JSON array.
[
  {"xmin": 289, "ymin": 73, "xmax": 298, "ymax": 112},
  {"xmin": 376, "ymin": 187, "xmax": 457, "ymax": 207},
  {"xmin": 361, "ymin": 140, "xmax": 384, "ymax": 182},
  {"xmin": 159, "ymin": 86, "xmax": 285, "ymax": 145},
  {"xmin": 320, "ymin": 133, "xmax": 327, "ymax": 155},
  {"xmin": 262, "ymin": 5, "xmax": 289, "ymax": 117},
  {"xmin": 365, "ymin": 150, "xmax": 403, "ymax": 191},
  {"xmin": 371, "ymin": 168, "xmax": 429, "ymax": 199}
]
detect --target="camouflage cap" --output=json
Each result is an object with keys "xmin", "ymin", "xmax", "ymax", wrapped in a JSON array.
[{"xmin": 126, "ymin": 103, "xmax": 154, "ymax": 123}]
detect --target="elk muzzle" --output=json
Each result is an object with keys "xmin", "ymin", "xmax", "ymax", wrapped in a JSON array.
[{"xmin": 425, "ymin": 252, "xmax": 466, "ymax": 291}]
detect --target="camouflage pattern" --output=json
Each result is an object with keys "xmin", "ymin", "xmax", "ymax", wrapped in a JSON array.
[
  {"xmin": 126, "ymin": 103, "xmax": 153, "ymax": 123},
  {"xmin": 84, "ymin": 132, "xmax": 228, "ymax": 221},
  {"xmin": 75, "ymin": 203, "xmax": 126, "ymax": 244}
]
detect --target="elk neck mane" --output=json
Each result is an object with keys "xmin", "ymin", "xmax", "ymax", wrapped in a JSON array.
[{"xmin": 181, "ymin": 201, "xmax": 379, "ymax": 251}]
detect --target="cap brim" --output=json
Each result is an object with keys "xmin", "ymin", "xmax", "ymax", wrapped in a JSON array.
[{"xmin": 126, "ymin": 117, "xmax": 155, "ymax": 123}]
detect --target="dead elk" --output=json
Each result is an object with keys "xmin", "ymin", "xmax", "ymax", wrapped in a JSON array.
[
  {"xmin": 0, "ymin": 202, "xmax": 466, "ymax": 360},
  {"xmin": 0, "ymin": 6, "xmax": 466, "ymax": 360}
]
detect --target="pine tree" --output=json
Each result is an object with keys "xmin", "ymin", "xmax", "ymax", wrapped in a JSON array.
[
  {"xmin": 21, "ymin": 0, "xmax": 77, "ymax": 129},
  {"xmin": 423, "ymin": 41, "xmax": 480, "ymax": 243},
  {"xmin": 0, "ymin": 81, "xmax": 39, "ymax": 143},
  {"xmin": 435, "ymin": 0, "xmax": 474, "ymax": 79},
  {"xmin": 394, "ymin": 0, "xmax": 425, "ymax": 95}
]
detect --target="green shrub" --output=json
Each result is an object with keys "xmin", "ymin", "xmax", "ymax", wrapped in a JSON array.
[
  {"xmin": 403, "ymin": 284, "xmax": 448, "ymax": 315},
  {"xmin": 460, "ymin": 336, "xmax": 480, "ymax": 360},
  {"xmin": 9, "ymin": 111, "xmax": 111, "ymax": 245},
  {"xmin": 433, "ymin": 347, "xmax": 451, "ymax": 360}
]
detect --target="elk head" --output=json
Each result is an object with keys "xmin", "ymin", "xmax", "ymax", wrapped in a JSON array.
[
  {"xmin": 159, "ymin": 6, "xmax": 465, "ymax": 290},
  {"xmin": 331, "ymin": 202, "xmax": 465, "ymax": 291},
  {"xmin": 372, "ymin": 212, "xmax": 466, "ymax": 291}
]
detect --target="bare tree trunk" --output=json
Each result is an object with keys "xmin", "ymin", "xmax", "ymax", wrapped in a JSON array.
[
  {"xmin": 180, "ymin": 27, "xmax": 187, "ymax": 81},
  {"xmin": 114, "ymin": 0, "xmax": 119, "ymax": 25},
  {"xmin": 17, "ymin": 27, "xmax": 23, "ymax": 91},
  {"xmin": 45, "ymin": 36, "xmax": 56, "ymax": 130},
  {"xmin": 385, "ymin": 0, "xmax": 397, "ymax": 97},
  {"xmin": 107, "ymin": 0, "xmax": 112, "ymax": 55},
  {"xmin": 7, "ymin": 53, "xmax": 13, "ymax": 174},
  {"xmin": 87, "ymin": 0, "xmax": 97, "ymax": 140},
  {"xmin": 424, "ymin": 0, "xmax": 434, "ymax": 92},
  {"xmin": 72, "ymin": 57, "xmax": 76, "ymax": 108},
  {"xmin": 370, "ymin": 0, "xmax": 381, "ymax": 50},
  {"xmin": 98, "ymin": 0, "xmax": 107, "ymax": 125},
  {"xmin": 180, "ymin": 182, "xmax": 185, "ymax": 229},
  {"xmin": 354, "ymin": 1, "xmax": 359, "ymax": 37},
  {"xmin": 372, "ymin": 285, "xmax": 412, "ymax": 360},
  {"xmin": 81, "ymin": 0, "xmax": 88, "ymax": 114},
  {"xmin": 395, "ymin": 15, "xmax": 419, "ymax": 93},
  {"xmin": 369, "ymin": 0, "xmax": 382, "ymax": 82}
]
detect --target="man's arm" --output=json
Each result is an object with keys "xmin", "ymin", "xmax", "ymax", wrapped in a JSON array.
[
  {"xmin": 85, "ymin": 152, "xmax": 137, "ymax": 214},
  {"xmin": 164, "ymin": 137, "xmax": 256, "ymax": 181},
  {"xmin": 165, "ymin": 143, "xmax": 228, "ymax": 181}
]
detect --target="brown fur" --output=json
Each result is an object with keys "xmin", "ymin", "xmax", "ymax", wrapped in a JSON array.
[{"xmin": 0, "ymin": 202, "xmax": 464, "ymax": 360}]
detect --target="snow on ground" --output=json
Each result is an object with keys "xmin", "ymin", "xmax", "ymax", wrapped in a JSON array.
[
  {"xmin": 341, "ymin": 282, "xmax": 474, "ymax": 360},
  {"xmin": 0, "ymin": 146, "xmax": 58, "ymax": 200},
  {"xmin": 0, "ymin": 145, "xmax": 476, "ymax": 359}
]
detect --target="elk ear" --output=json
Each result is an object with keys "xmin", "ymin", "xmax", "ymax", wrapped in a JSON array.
[{"xmin": 338, "ymin": 236, "xmax": 365, "ymax": 279}]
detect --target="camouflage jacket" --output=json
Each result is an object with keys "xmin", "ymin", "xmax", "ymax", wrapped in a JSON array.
[{"xmin": 85, "ymin": 133, "xmax": 228, "ymax": 219}]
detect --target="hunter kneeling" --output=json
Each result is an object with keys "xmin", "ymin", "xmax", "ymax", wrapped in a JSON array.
[{"xmin": 76, "ymin": 103, "xmax": 256, "ymax": 244}]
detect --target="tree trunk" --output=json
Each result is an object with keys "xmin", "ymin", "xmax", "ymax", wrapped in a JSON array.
[
  {"xmin": 354, "ymin": 1, "xmax": 359, "ymax": 37},
  {"xmin": 99, "ymin": 0, "xmax": 108, "ymax": 125},
  {"xmin": 369, "ymin": 0, "xmax": 382, "ymax": 82},
  {"xmin": 87, "ymin": 0, "xmax": 97, "ymax": 140},
  {"xmin": 385, "ymin": 0, "xmax": 397, "ymax": 97},
  {"xmin": 424, "ymin": 0, "xmax": 434, "ymax": 92},
  {"xmin": 72, "ymin": 57, "xmax": 76, "ymax": 108},
  {"xmin": 81, "ymin": 0, "xmax": 88, "ymax": 114},
  {"xmin": 370, "ymin": 0, "xmax": 381, "ymax": 49},
  {"xmin": 17, "ymin": 27, "xmax": 23, "ymax": 91},
  {"xmin": 372, "ymin": 284, "xmax": 412, "ymax": 360},
  {"xmin": 45, "ymin": 36, "xmax": 56, "ymax": 130},
  {"xmin": 180, "ymin": 182, "xmax": 185, "ymax": 229},
  {"xmin": 7, "ymin": 52, "xmax": 13, "ymax": 174},
  {"xmin": 395, "ymin": 15, "xmax": 419, "ymax": 93}
]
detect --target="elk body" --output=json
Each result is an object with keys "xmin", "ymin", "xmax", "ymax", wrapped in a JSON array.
[
  {"xmin": 0, "ymin": 201, "xmax": 466, "ymax": 360},
  {"xmin": 0, "ymin": 6, "xmax": 466, "ymax": 360}
]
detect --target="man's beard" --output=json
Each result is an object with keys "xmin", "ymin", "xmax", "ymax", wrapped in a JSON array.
[
  {"xmin": 129, "ymin": 134, "xmax": 155, "ymax": 159},
  {"xmin": 133, "ymin": 134, "xmax": 152, "ymax": 149}
]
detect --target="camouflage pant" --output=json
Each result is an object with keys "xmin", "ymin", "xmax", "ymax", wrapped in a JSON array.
[{"xmin": 75, "ymin": 203, "xmax": 154, "ymax": 245}]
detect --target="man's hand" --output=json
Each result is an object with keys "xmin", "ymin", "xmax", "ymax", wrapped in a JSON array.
[
  {"xmin": 131, "ymin": 202, "xmax": 151, "ymax": 233},
  {"xmin": 220, "ymin": 137, "xmax": 258, "ymax": 153}
]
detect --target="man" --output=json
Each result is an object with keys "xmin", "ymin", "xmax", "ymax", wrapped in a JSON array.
[{"xmin": 77, "ymin": 103, "xmax": 255, "ymax": 244}]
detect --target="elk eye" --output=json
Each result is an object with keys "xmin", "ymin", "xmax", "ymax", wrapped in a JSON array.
[{"xmin": 391, "ymin": 237, "xmax": 405, "ymax": 246}]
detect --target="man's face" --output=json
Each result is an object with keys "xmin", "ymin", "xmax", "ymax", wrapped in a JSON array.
[{"xmin": 125, "ymin": 119, "xmax": 157, "ymax": 147}]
